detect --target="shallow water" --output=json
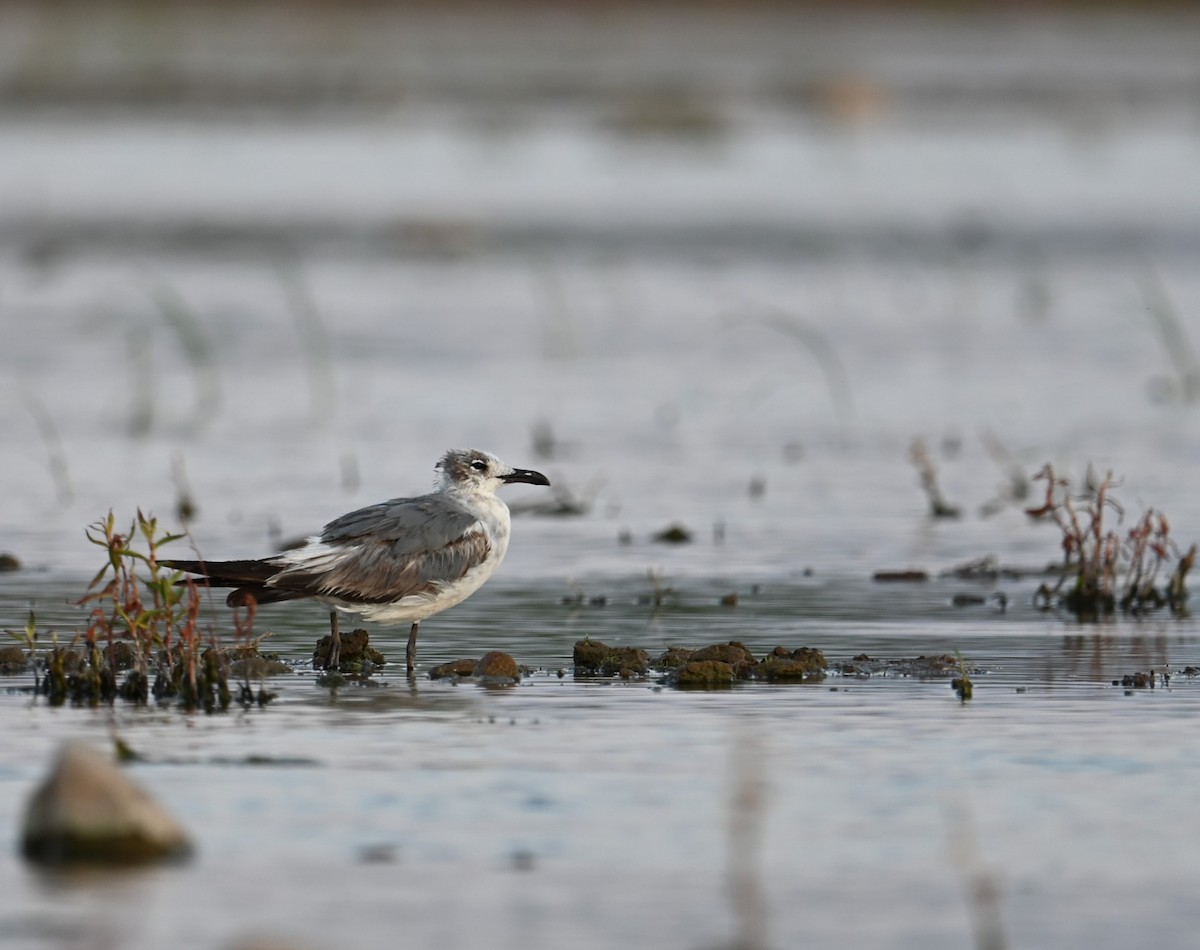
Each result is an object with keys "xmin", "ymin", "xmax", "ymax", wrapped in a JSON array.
[{"xmin": 4, "ymin": 5, "xmax": 1200, "ymax": 949}]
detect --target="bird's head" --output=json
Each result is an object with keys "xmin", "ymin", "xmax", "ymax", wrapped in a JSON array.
[{"xmin": 436, "ymin": 449, "xmax": 550, "ymax": 495}]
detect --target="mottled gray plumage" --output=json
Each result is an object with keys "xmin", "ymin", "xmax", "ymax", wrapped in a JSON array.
[{"xmin": 165, "ymin": 448, "xmax": 550, "ymax": 672}]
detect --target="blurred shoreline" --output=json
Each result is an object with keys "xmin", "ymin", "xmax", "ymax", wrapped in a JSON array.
[{"xmin": 1, "ymin": 1, "xmax": 1197, "ymax": 115}]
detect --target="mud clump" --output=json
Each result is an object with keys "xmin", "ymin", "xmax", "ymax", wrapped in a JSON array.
[
  {"xmin": 601, "ymin": 647, "xmax": 650, "ymax": 677},
  {"xmin": 756, "ymin": 647, "xmax": 827, "ymax": 682},
  {"xmin": 474, "ymin": 651, "xmax": 521, "ymax": 684},
  {"xmin": 0, "ymin": 552, "xmax": 21, "ymax": 572},
  {"xmin": 651, "ymin": 646, "xmax": 695, "ymax": 669},
  {"xmin": 312, "ymin": 629, "xmax": 385, "ymax": 672},
  {"xmin": 104, "ymin": 641, "xmax": 135, "ymax": 670},
  {"xmin": 1116, "ymin": 671, "xmax": 1157, "ymax": 689},
  {"xmin": 836, "ymin": 654, "xmax": 875, "ymax": 676},
  {"xmin": 893, "ymin": 655, "xmax": 961, "ymax": 678},
  {"xmin": 670, "ymin": 660, "xmax": 735, "ymax": 687},
  {"xmin": 836, "ymin": 654, "xmax": 966, "ymax": 679},
  {"xmin": 573, "ymin": 639, "xmax": 650, "ymax": 677},
  {"xmin": 429, "ymin": 658, "xmax": 480, "ymax": 680},
  {"xmin": 427, "ymin": 653, "xmax": 522, "ymax": 684},
  {"xmin": 227, "ymin": 645, "xmax": 291, "ymax": 679},
  {"xmin": 36, "ymin": 642, "xmax": 218, "ymax": 710},
  {"xmin": 0, "ymin": 645, "xmax": 29, "ymax": 673},
  {"xmin": 573, "ymin": 638, "xmax": 611, "ymax": 672},
  {"xmin": 689, "ymin": 641, "xmax": 757, "ymax": 677},
  {"xmin": 578, "ymin": 639, "xmax": 829, "ymax": 686}
]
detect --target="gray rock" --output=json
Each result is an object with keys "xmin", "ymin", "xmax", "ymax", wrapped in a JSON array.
[{"xmin": 21, "ymin": 742, "xmax": 193, "ymax": 865}]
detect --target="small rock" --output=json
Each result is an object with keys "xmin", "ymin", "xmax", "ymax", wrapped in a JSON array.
[
  {"xmin": 22, "ymin": 742, "xmax": 192, "ymax": 865},
  {"xmin": 429, "ymin": 658, "xmax": 480, "ymax": 680},
  {"xmin": 474, "ymin": 651, "xmax": 521, "ymax": 684},
  {"xmin": 0, "ymin": 552, "xmax": 21, "ymax": 572},
  {"xmin": 719, "ymin": 592, "xmax": 738, "ymax": 607}
]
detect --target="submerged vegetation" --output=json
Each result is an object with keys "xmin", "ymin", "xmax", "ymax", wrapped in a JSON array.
[
  {"xmin": 1027, "ymin": 465, "xmax": 1195, "ymax": 620},
  {"xmin": 6, "ymin": 511, "xmax": 276, "ymax": 712}
]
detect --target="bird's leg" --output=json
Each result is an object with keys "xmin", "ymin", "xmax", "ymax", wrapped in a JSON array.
[
  {"xmin": 328, "ymin": 611, "xmax": 341, "ymax": 671},
  {"xmin": 405, "ymin": 622, "xmax": 420, "ymax": 674}
]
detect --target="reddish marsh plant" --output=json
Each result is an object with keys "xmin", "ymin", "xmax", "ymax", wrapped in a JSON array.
[
  {"xmin": 1027, "ymin": 465, "xmax": 1195, "ymax": 619},
  {"xmin": 54, "ymin": 510, "xmax": 237, "ymax": 710}
]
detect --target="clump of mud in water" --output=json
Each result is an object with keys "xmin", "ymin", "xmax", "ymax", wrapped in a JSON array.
[
  {"xmin": 572, "ymin": 639, "xmax": 650, "ymax": 677},
  {"xmin": 312, "ymin": 628, "xmax": 386, "ymax": 673},
  {"xmin": 573, "ymin": 638, "xmax": 827, "ymax": 687}
]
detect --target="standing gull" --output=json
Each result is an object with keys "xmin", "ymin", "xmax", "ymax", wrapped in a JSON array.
[{"xmin": 165, "ymin": 449, "xmax": 550, "ymax": 673}]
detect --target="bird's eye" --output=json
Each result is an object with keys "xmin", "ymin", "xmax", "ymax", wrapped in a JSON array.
[{"xmin": 471, "ymin": 459, "xmax": 488, "ymax": 472}]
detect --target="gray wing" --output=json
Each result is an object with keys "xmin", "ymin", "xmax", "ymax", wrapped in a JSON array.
[
  {"xmin": 269, "ymin": 495, "xmax": 491, "ymax": 604},
  {"xmin": 320, "ymin": 494, "xmax": 479, "ymax": 557}
]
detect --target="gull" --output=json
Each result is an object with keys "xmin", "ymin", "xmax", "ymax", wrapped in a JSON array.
[{"xmin": 164, "ymin": 449, "xmax": 550, "ymax": 673}]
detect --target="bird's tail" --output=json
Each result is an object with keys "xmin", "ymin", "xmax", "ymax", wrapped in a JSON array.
[
  {"xmin": 162, "ymin": 558, "xmax": 278, "ymax": 587},
  {"xmin": 162, "ymin": 558, "xmax": 308, "ymax": 607}
]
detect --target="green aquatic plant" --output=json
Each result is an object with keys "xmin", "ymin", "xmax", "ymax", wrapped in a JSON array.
[
  {"xmin": 1027, "ymin": 465, "xmax": 1195, "ymax": 620},
  {"xmin": 38, "ymin": 510, "xmax": 248, "ymax": 712},
  {"xmin": 952, "ymin": 653, "xmax": 973, "ymax": 702},
  {"xmin": 82, "ymin": 510, "xmax": 189, "ymax": 690},
  {"xmin": 4, "ymin": 610, "xmax": 38, "ymax": 685}
]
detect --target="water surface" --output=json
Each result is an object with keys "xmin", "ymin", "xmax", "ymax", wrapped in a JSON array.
[{"xmin": 3, "ymin": 5, "xmax": 1200, "ymax": 948}]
